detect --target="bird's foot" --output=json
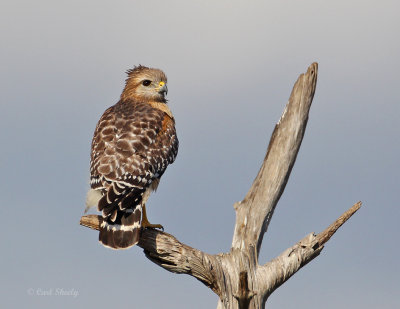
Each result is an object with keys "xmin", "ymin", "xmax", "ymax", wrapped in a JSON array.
[
  {"xmin": 141, "ymin": 204, "xmax": 164, "ymax": 231},
  {"xmin": 141, "ymin": 218, "xmax": 164, "ymax": 231}
]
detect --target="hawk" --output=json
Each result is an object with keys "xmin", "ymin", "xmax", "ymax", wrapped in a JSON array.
[{"xmin": 85, "ymin": 65, "xmax": 178, "ymax": 249}]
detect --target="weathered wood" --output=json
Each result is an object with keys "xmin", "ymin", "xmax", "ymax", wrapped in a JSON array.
[
  {"xmin": 80, "ymin": 63, "xmax": 361, "ymax": 308},
  {"xmin": 257, "ymin": 202, "xmax": 362, "ymax": 299},
  {"xmin": 80, "ymin": 215, "xmax": 221, "ymax": 294},
  {"xmin": 232, "ymin": 63, "xmax": 318, "ymax": 255},
  {"xmin": 315, "ymin": 201, "xmax": 361, "ymax": 246},
  {"xmin": 80, "ymin": 201, "xmax": 361, "ymax": 308}
]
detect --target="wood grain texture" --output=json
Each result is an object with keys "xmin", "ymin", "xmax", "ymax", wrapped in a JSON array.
[
  {"xmin": 80, "ymin": 63, "xmax": 362, "ymax": 308},
  {"xmin": 232, "ymin": 63, "xmax": 318, "ymax": 255}
]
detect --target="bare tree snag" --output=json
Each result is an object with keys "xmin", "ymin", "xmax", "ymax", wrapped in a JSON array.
[
  {"xmin": 256, "ymin": 201, "xmax": 362, "ymax": 298},
  {"xmin": 80, "ymin": 63, "xmax": 362, "ymax": 308},
  {"xmin": 232, "ymin": 62, "xmax": 318, "ymax": 255}
]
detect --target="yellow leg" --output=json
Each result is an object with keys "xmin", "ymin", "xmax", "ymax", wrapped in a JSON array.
[{"xmin": 141, "ymin": 204, "xmax": 164, "ymax": 230}]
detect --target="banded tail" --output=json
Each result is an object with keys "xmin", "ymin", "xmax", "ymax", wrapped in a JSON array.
[
  {"xmin": 89, "ymin": 182, "xmax": 146, "ymax": 250},
  {"xmin": 99, "ymin": 205, "xmax": 142, "ymax": 249}
]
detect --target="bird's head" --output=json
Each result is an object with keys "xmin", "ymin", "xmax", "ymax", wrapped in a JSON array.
[{"xmin": 121, "ymin": 65, "xmax": 168, "ymax": 102}]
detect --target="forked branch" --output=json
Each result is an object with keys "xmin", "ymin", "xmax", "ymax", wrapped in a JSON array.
[
  {"xmin": 257, "ymin": 201, "xmax": 362, "ymax": 298},
  {"xmin": 80, "ymin": 201, "xmax": 361, "ymax": 305},
  {"xmin": 232, "ymin": 63, "xmax": 318, "ymax": 255},
  {"xmin": 80, "ymin": 63, "xmax": 362, "ymax": 308}
]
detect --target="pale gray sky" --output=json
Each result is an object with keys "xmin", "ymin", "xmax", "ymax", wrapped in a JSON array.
[{"xmin": 1, "ymin": 1, "xmax": 399, "ymax": 308}]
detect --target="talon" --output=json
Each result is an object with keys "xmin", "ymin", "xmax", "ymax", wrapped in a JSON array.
[
  {"xmin": 141, "ymin": 204, "xmax": 163, "ymax": 230},
  {"xmin": 142, "ymin": 222, "xmax": 164, "ymax": 230}
]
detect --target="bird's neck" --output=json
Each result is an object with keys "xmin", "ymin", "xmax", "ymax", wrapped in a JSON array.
[{"xmin": 148, "ymin": 101, "xmax": 174, "ymax": 119}]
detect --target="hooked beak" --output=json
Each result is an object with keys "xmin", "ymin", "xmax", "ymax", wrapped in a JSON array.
[{"xmin": 157, "ymin": 81, "xmax": 168, "ymax": 95}]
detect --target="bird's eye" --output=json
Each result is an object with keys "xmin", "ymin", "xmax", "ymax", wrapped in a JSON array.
[{"xmin": 142, "ymin": 80, "xmax": 151, "ymax": 86}]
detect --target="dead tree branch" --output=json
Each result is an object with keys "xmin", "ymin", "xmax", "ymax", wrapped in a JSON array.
[
  {"xmin": 80, "ymin": 63, "xmax": 362, "ymax": 308},
  {"xmin": 232, "ymin": 63, "xmax": 318, "ymax": 255},
  {"xmin": 257, "ymin": 201, "xmax": 362, "ymax": 299}
]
